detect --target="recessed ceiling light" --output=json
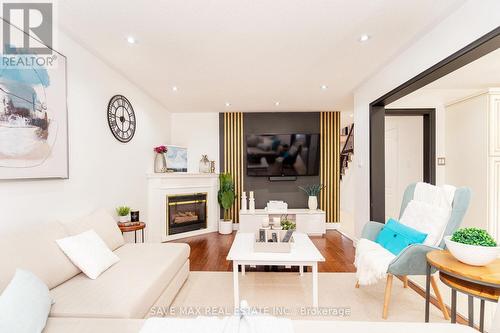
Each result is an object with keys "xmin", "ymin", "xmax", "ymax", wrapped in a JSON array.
[
  {"xmin": 320, "ymin": 85, "xmax": 328, "ymax": 90},
  {"xmin": 172, "ymin": 86, "xmax": 178, "ymax": 92},
  {"xmin": 126, "ymin": 36, "xmax": 137, "ymax": 44},
  {"xmin": 225, "ymin": 102, "xmax": 231, "ymax": 107},
  {"xmin": 275, "ymin": 101, "xmax": 280, "ymax": 106},
  {"xmin": 358, "ymin": 34, "xmax": 370, "ymax": 42}
]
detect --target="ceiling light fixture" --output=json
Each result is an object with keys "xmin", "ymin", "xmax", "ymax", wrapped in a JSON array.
[
  {"xmin": 275, "ymin": 101, "xmax": 280, "ymax": 106},
  {"xmin": 358, "ymin": 34, "xmax": 370, "ymax": 42},
  {"xmin": 126, "ymin": 36, "xmax": 137, "ymax": 44},
  {"xmin": 172, "ymin": 86, "xmax": 178, "ymax": 92},
  {"xmin": 225, "ymin": 102, "xmax": 231, "ymax": 107},
  {"xmin": 320, "ymin": 85, "xmax": 328, "ymax": 90}
]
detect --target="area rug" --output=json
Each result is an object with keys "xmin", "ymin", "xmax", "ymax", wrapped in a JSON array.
[{"xmin": 157, "ymin": 272, "xmax": 449, "ymax": 322}]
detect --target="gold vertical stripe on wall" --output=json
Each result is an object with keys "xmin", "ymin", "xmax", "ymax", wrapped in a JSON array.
[
  {"xmin": 320, "ymin": 112, "xmax": 340, "ymax": 222},
  {"xmin": 223, "ymin": 112, "xmax": 244, "ymax": 223}
]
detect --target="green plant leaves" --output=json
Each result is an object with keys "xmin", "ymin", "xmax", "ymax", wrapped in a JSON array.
[
  {"xmin": 451, "ymin": 227, "xmax": 497, "ymax": 247},
  {"xmin": 218, "ymin": 173, "xmax": 235, "ymax": 221},
  {"xmin": 298, "ymin": 184, "xmax": 325, "ymax": 196}
]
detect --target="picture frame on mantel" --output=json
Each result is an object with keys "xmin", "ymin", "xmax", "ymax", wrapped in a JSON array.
[
  {"xmin": 165, "ymin": 145, "xmax": 188, "ymax": 172},
  {"xmin": 0, "ymin": 18, "xmax": 69, "ymax": 180}
]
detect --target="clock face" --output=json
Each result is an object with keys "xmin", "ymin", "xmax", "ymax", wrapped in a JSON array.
[{"xmin": 107, "ymin": 95, "xmax": 136, "ymax": 143}]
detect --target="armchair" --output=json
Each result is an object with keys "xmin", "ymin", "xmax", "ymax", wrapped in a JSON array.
[{"xmin": 357, "ymin": 183, "xmax": 471, "ymax": 319}]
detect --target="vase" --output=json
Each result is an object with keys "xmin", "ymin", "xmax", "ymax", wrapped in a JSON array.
[
  {"xmin": 119, "ymin": 215, "xmax": 129, "ymax": 223},
  {"xmin": 199, "ymin": 155, "xmax": 210, "ymax": 173},
  {"xmin": 308, "ymin": 196, "xmax": 318, "ymax": 210},
  {"xmin": 154, "ymin": 153, "xmax": 167, "ymax": 173}
]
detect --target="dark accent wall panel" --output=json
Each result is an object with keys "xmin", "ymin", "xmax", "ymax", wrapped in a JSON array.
[{"xmin": 243, "ymin": 112, "xmax": 320, "ymax": 209}]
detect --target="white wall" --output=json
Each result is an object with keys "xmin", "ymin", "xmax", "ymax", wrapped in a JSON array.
[
  {"xmin": 170, "ymin": 113, "xmax": 220, "ymax": 173},
  {"xmin": 353, "ymin": 0, "xmax": 500, "ymax": 237},
  {"xmin": 446, "ymin": 94, "xmax": 489, "ymax": 229},
  {"xmin": 0, "ymin": 30, "xmax": 171, "ymax": 229}
]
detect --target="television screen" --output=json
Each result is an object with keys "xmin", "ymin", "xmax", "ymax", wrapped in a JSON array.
[{"xmin": 246, "ymin": 133, "xmax": 320, "ymax": 177}]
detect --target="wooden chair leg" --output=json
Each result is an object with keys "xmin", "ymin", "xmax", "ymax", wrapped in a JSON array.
[
  {"xmin": 382, "ymin": 274, "xmax": 393, "ymax": 319},
  {"xmin": 402, "ymin": 276, "xmax": 409, "ymax": 288},
  {"xmin": 431, "ymin": 276, "xmax": 450, "ymax": 320},
  {"xmin": 355, "ymin": 280, "xmax": 360, "ymax": 288}
]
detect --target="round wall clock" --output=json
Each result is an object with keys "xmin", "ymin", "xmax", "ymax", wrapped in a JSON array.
[{"xmin": 107, "ymin": 95, "xmax": 136, "ymax": 143}]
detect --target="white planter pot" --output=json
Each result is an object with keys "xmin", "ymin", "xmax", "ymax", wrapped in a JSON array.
[
  {"xmin": 308, "ymin": 196, "xmax": 318, "ymax": 210},
  {"xmin": 219, "ymin": 219, "xmax": 233, "ymax": 235},
  {"xmin": 444, "ymin": 236, "xmax": 500, "ymax": 266},
  {"xmin": 118, "ymin": 215, "xmax": 129, "ymax": 223}
]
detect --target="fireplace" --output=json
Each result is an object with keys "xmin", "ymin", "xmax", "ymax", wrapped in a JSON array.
[{"xmin": 166, "ymin": 193, "xmax": 207, "ymax": 235}]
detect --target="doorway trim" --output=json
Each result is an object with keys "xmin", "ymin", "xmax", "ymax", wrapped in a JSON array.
[
  {"xmin": 385, "ymin": 109, "xmax": 436, "ymax": 185},
  {"xmin": 369, "ymin": 26, "xmax": 500, "ymax": 222}
]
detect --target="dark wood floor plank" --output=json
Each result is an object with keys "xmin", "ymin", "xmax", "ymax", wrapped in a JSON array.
[{"xmin": 170, "ymin": 230, "xmax": 356, "ymax": 272}]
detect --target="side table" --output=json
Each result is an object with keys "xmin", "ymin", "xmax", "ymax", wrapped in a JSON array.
[
  {"xmin": 118, "ymin": 222, "xmax": 146, "ymax": 243},
  {"xmin": 426, "ymin": 250, "xmax": 500, "ymax": 332}
]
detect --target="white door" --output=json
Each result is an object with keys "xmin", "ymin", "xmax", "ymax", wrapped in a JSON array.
[{"xmin": 385, "ymin": 116, "xmax": 424, "ymax": 221}]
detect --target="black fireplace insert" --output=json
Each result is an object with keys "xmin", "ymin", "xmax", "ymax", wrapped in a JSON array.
[{"xmin": 166, "ymin": 193, "xmax": 207, "ymax": 235}]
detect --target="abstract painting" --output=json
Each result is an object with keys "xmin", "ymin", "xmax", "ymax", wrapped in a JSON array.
[
  {"xmin": 0, "ymin": 26, "xmax": 68, "ymax": 179},
  {"xmin": 166, "ymin": 146, "xmax": 187, "ymax": 172}
]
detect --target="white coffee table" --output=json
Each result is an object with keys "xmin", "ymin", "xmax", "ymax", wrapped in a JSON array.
[{"xmin": 226, "ymin": 232, "xmax": 325, "ymax": 308}]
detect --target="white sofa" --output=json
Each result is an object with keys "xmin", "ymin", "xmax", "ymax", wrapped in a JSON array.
[{"xmin": 0, "ymin": 209, "xmax": 190, "ymax": 319}]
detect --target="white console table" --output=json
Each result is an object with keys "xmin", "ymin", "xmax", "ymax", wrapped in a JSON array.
[{"xmin": 239, "ymin": 208, "xmax": 326, "ymax": 236}]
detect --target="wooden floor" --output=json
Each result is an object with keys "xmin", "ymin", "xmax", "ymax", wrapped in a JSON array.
[
  {"xmin": 171, "ymin": 230, "xmax": 356, "ymax": 272},
  {"xmin": 171, "ymin": 230, "xmax": 470, "ymax": 325}
]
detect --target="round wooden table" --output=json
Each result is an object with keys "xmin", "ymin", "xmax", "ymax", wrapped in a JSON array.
[
  {"xmin": 426, "ymin": 250, "xmax": 500, "ymax": 332},
  {"xmin": 118, "ymin": 222, "xmax": 146, "ymax": 243}
]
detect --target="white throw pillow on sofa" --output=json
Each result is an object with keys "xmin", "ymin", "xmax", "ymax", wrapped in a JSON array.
[
  {"xmin": 0, "ymin": 269, "xmax": 52, "ymax": 333},
  {"xmin": 56, "ymin": 230, "xmax": 120, "ymax": 279}
]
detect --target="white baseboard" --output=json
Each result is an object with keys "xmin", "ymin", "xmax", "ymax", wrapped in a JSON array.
[{"xmin": 326, "ymin": 222, "xmax": 340, "ymax": 230}]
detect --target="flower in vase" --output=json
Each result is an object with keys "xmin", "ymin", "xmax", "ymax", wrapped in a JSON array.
[{"xmin": 154, "ymin": 146, "xmax": 168, "ymax": 154}]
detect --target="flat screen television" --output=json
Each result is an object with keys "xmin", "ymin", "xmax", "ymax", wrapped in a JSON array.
[{"xmin": 246, "ymin": 133, "xmax": 320, "ymax": 177}]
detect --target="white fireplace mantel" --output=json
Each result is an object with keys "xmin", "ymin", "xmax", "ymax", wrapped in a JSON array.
[{"xmin": 147, "ymin": 173, "xmax": 219, "ymax": 242}]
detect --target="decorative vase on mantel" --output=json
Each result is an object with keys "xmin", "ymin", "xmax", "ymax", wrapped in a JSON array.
[
  {"xmin": 199, "ymin": 155, "xmax": 210, "ymax": 173},
  {"xmin": 153, "ymin": 145, "xmax": 168, "ymax": 173},
  {"xmin": 154, "ymin": 153, "xmax": 167, "ymax": 173}
]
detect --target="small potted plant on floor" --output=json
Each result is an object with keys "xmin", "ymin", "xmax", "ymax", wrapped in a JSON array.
[
  {"xmin": 116, "ymin": 206, "xmax": 131, "ymax": 223},
  {"xmin": 444, "ymin": 227, "xmax": 500, "ymax": 266},
  {"xmin": 299, "ymin": 184, "xmax": 325, "ymax": 210},
  {"xmin": 218, "ymin": 173, "xmax": 235, "ymax": 234}
]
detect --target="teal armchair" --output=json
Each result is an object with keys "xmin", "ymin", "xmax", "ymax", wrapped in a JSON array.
[{"xmin": 358, "ymin": 183, "xmax": 471, "ymax": 319}]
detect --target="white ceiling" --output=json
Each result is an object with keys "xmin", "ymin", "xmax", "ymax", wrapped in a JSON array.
[
  {"xmin": 388, "ymin": 47, "xmax": 500, "ymax": 108},
  {"xmin": 58, "ymin": 0, "xmax": 465, "ymax": 113}
]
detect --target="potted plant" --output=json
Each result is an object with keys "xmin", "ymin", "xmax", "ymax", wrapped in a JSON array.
[
  {"xmin": 218, "ymin": 173, "xmax": 235, "ymax": 234},
  {"xmin": 116, "ymin": 206, "xmax": 131, "ymax": 223},
  {"xmin": 153, "ymin": 145, "xmax": 168, "ymax": 173},
  {"xmin": 280, "ymin": 214, "xmax": 296, "ymax": 230},
  {"xmin": 299, "ymin": 184, "xmax": 325, "ymax": 210},
  {"xmin": 444, "ymin": 227, "xmax": 500, "ymax": 266}
]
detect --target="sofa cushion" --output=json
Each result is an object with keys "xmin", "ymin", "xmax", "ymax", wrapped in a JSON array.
[
  {"xmin": 0, "ymin": 269, "xmax": 53, "ymax": 333},
  {"xmin": 49, "ymin": 243, "xmax": 190, "ymax": 319},
  {"xmin": 56, "ymin": 230, "xmax": 120, "ymax": 279},
  {"xmin": 0, "ymin": 222, "xmax": 81, "ymax": 291},
  {"xmin": 59, "ymin": 209, "xmax": 125, "ymax": 251}
]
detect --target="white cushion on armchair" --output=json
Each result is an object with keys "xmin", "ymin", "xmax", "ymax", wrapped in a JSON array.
[{"xmin": 399, "ymin": 200, "xmax": 451, "ymax": 246}]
